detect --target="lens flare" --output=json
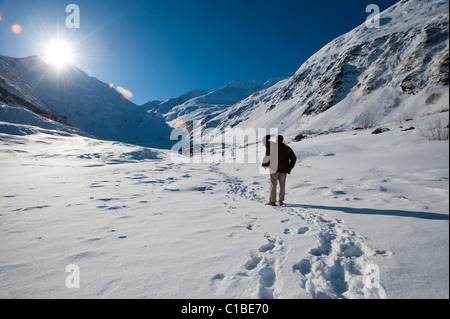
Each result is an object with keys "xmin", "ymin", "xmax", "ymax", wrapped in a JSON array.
[
  {"xmin": 116, "ymin": 86, "xmax": 133, "ymax": 100},
  {"xmin": 11, "ymin": 24, "xmax": 22, "ymax": 34},
  {"xmin": 173, "ymin": 119, "xmax": 187, "ymax": 129}
]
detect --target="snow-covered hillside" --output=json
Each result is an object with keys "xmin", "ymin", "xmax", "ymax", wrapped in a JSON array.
[
  {"xmin": 203, "ymin": 0, "xmax": 449, "ymax": 139},
  {"xmin": 1, "ymin": 56, "xmax": 173, "ymax": 149}
]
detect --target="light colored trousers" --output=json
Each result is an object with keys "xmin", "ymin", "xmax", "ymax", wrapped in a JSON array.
[{"xmin": 269, "ymin": 173, "xmax": 287, "ymax": 203}]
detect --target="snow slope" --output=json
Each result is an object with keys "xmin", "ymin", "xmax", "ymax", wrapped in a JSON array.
[
  {"xmin": 0, "ymin": 111, "xmax": 447, "ymax": 299},
  {"xmin": 203, "ymin": 0, "xmax": 449, "ymax": 139},
  {"xmin": 1, "ymin": 56, "xmax": 173, "ymax": 149}
]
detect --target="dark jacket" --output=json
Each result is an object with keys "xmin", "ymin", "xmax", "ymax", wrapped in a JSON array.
[{"xmin": 262, "ymin": 135, "xmax": 297, "ymax": 174}]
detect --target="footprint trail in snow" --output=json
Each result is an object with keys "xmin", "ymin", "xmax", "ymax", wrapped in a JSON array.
[{"xmin": 210, "ymin": 164, "xmax": 391, "ymax": 299}]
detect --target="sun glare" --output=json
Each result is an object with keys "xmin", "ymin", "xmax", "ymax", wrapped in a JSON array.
[{"xmin": 45, "ymin": 40, "xmax": 73, "ymax": 66}]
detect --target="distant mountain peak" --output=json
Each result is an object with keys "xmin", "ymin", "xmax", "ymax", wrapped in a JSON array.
[
  {"xmin": 222, "ymin": 80, "xmax": 262, "ymax": 89},
  {"xmin": 142, "ymin": 78, "xmax": 286, "ymax": 125}
]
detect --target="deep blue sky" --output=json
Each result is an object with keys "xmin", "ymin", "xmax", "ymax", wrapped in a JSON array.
[{"xmin": 0, "ymin": 0, "xmax": 399, "ymax": 105}]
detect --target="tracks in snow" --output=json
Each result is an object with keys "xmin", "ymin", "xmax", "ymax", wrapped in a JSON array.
[{"xmin": 210, "ymin": 164, "xmax": 390, "ymax": 299}]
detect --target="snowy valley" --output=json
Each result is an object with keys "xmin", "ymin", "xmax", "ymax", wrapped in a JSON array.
[{"xmin": 0, "ymin": 0, "xmax": 448, "ymax": 299}]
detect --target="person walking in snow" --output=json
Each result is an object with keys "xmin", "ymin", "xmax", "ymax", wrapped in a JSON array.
[{"xmin": 262, "ymin": 134, "xmax": 296, "ymax": 206}]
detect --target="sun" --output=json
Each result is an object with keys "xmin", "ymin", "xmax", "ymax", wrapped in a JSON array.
[{"xmin": 44, "ymin": 40, "xmax": 74, "ymax": 66}]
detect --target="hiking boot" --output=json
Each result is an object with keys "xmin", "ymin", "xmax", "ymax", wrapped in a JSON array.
[
  {"xmin": 266, "ymin": 201, "xmax": 276, "ymax": 206},
  {"xmin": 279, "ymin": 201, "xmax": 284, "ymax": 206}
]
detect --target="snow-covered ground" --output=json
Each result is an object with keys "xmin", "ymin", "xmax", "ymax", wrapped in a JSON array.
[{"xmin": 1, "ymin": 111, "xmax": 448, "ymax": 299}]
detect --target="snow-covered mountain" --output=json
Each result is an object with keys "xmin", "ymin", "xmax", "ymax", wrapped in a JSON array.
[
  {"xmin": 0, "ymin": 56, "xmax": 173, "ymax": 148},
  {"xmin": 202, "ymin": 0, "xmax": 449, "ymax": 140},
  {"xmin": 143, "ymin": 78, "xmax": 285, "ymax": 126}
]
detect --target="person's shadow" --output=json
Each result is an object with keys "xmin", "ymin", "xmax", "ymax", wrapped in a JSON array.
[{"xmin": 284, "ymin": 204, "xmax": 449, "ymax": 221}]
